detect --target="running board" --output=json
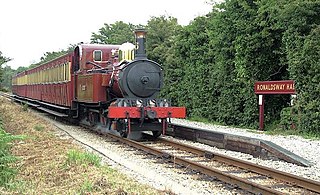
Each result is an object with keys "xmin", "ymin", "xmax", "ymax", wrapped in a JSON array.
[
  {"xmin": 38, "ymin": 107, "xmax": 68, "ymax": 117},
  {"xmin": 37, "ymin": 101, "xmax": 69, "ymax": 110},
  {"xmin": 12, "ymin": 97, "xmax": 40, "ymax": 107}
]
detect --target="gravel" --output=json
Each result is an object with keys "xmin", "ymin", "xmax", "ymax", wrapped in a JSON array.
[
  {"xmin": 36, "ymin": 113, "xmax": 247, "ymax": 194},
  {"xmin": 171, "ymin": 119, "xmax": 320, "ymax": 182},
  {"xmin": 36, "ymin": 111, "xmax": 320, "ymax": 194}
]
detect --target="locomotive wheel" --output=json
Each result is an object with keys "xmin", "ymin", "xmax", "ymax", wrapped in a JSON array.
[{"xmin": 152, "ymin": 131, "xmax": 162, "ymax": 138}]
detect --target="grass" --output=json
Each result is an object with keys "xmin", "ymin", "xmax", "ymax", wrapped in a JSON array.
[
  {"xmin": 0, "ymin": 116, "xmax": 23, "ymax": 188},
  {"xmin": 33, "ymin": 124, "xmax": 45, "ymax": 131},
  {"xmin": 188, "ymin": 116, "xmax": 211, "ymax": 124},
  {"xmin": 66, "ymin": 149, "xmax": 101, "ymax": 167},
  {"xmin": 263, "ymin": 121, "xmax": 320, "ymax": 140},
  {"xmin": 265, "ymin": 127, "xmax": 320, "ymax": 140},
  {"xmin": 78, "ymin": 178, "xmax": 94, "ymax": 194},
  {"xmin": 21, "ymin": 103, "xmax": 28, "ymax": 112},
  {"xmin": 0, "ymin": 97, "xmax": 168, "ymax": 194}
]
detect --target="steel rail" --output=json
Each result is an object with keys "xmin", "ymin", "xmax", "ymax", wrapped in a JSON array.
[
  {"xmin": 0, "ymin": 92, "xmax": 11, "ymax": 99},
  {"xmin": 157, "ymin": 137, "xmax": 320, "ymax": 194},
  {"xmin": 107, "ymin": 133, "xmax": 283, "ymax": 195}
]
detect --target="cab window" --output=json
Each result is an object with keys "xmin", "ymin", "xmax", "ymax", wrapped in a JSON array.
[{"xmin": 93, "ymin": 50, "xmax": 102, "ymax": 61}]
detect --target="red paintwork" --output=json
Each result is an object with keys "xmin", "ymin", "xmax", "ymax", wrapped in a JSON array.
[
  {"xmin": 78, "ymin": 44, "xmax": 120, "ymax": 70},
  {"xmin": 12, "ymin": 44, "xmax": 122, "ymax": 107},
  {"xmin": 254, "ymin": 80, "xmax": 296, "ymax": 94},
  {"xmin": 76, "ymin": 74, "xmax": 108, "ymax": 103},
  {"xmin": 259, "ymin": 95, "xmax": 265, "ymax": 130},
  {"xmin": 12, "ymin": 53, "xmax": 73, "ymax": 107},
  {"xmin": 12, "ymin": 43, "xmax": 186, "ymax": 128},
  {"xmin": 107, "ymin": 106, "xmax": 186, "ymax": 118}
]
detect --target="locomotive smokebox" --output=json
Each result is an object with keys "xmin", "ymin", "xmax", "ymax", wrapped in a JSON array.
[
  {"xmin": 134, "ymin": 29, "xmax": 147, "ymax": 59},
  {"xmin": 116, "ymin": 28, "xmax": 163, "ymax": 99}
]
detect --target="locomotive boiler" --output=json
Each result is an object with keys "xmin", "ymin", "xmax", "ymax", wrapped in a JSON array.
[{"xmin": 12, "ymin": 29, "xmax": 186, "ymax": 138}]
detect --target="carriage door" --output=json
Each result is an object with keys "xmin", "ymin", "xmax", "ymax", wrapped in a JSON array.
[{"xmin": 72, "ymin": 46, "xmax": 81, "ymax": 101}]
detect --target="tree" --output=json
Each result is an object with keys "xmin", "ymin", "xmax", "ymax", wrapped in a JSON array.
[
  {"xmin": 280, "ymin": 0, "xmax": 320, "ymax": 133},
  {"xmin": 161, "ymin": 0, "xmax": 293, "ymax": 128},
  {"xmin": 145, "ymin": 16, "xmax": 182, "ymax": 65},
  {"xmin": 166, "ymin": 15, "xmax": 217, "ymax": 118},
  {"xmin": 91, "ymin": 21, "xmax": 138, "ymax": 44},
  {"xmin": 29, "ymin": 43, "xmax": 77, "ymax": 69},
  {"xmin": 1, "ymin": 66, "xmax": 15, "ymax": 91},
  {"xmin": 0, "ymin": 52, "xmax": 11, "ymax": 90}
]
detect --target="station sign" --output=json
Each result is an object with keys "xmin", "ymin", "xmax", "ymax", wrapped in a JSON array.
[
  {"xmin": 254, "ymin": 80, "xmax": 296, "ymax": 95},
  {"xmin": 254, "ymin": 80, "xmax": 296, "ymax": 130}
]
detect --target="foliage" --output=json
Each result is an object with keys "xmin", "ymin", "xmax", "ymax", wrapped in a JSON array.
[
  {"xmin": 65, "ymin": 150, "xmax": 101, "ymax": 167},
  {"xmin": 0, "ymin": 65, "xmax": 15, "ymax": 91},
  {"xmin": 156, "ymin": 0, "xmax": 319, "ymax": 133},
  {"xmin": 279, "ymin": 0, "xmax": 320, "ymax": 133},
  {"xmin": 144, "ymin": 15, "xmax": 184, "ymax": 107},
  {"xmin": 91, "ymin": 21, "xmax": 139, "ymax": 44},
  {"xmin": 146, "ymin": 16, "xmax": 182, "ymax": 65},
  {"xmin": 0, "ymin": 52, "xmax": 11, "ymax": 90},
  {"xmin": 15, "ymin": 66, "xmax": 28, "ymax": 74},
  {"xmin": 78, "ymin": 178, "xmax": 94, "ymax": 194},
  {"xmin": 0, "ymin": 52, "xmax": 11, "ymax": 68},
  {"xmin": 279, "ymin": 107, "xmax": 299, "ymax": 130},
  {"xmin": 0, "ymin": 117, "xmax": 22, "ymax": 187},
  {"xmin": 21, "ymin": 103, "xmax": 28, "ymax": 112},
  {"xmin": 29, "ymin": 44, "xmax": 76, "ymax": 69}
]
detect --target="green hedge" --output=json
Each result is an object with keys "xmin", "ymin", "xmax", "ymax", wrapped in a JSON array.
[{"xmin": 154, "ymin": 0, "xmax": 319, "ymax": 133}]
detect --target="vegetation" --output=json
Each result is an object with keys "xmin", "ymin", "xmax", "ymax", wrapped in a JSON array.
[
  {"xmin": 91, "ymin": 21, "xmax": 139, "ymax": 44},
  {"xmin": 28, "ymin": 44, "xmax": 77, "ymax": 70},
  {"xmin": 0, "ymin": 115, "xmax": 22, "ymax": 187},
  {"xmin": 280, "ymin": 1, "xmax": 320, "ymax": 133},
  {"xmin": 0, "ymin": 65, "xmax": 14, "ymax": 92},
  {"xmin": 65, "ymin": 149, "xmax": 101, "ymax": 167},
  {"xmin": 0, "ymin": 97, "xmax": 166, "ymax": 194},
  {"xmin": 148, "ymin": 0, "xmax": 319, "ymax": 134},
  {"xmin": 0, "ymin": 51, "xmax": 11, "ymax": 91},
  {"xmin": 33, "ymin": 124, "xmax": 44, "ymax": 131}
]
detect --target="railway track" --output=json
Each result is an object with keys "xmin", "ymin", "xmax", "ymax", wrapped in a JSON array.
[
  {"xmin": 0, "ymin": 92, "xmax": 11, "ymax": 99},
  {"xmin": 106, "ymin": 133, "xmax": 320, "ymax": 195},
  {"xmin": 1, "ymin": 92, "xmax": 320, "ymax": 194}
]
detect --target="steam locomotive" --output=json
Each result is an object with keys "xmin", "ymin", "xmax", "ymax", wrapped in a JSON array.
[{"xmin": 12, "ymin": 29, "xmax": 186, "ymax": 138}]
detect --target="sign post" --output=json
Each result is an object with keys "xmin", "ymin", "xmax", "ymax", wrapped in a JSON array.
[
  {"xmin": 254, "ymin": 80, "xmax": 296, "ymax": 130},
  {"xmin": 258, "ymin": 95, "xmax": 264, "ymax": 130}
]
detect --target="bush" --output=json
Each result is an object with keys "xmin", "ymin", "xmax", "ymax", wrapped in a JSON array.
[{"xmin": 280, "ymin": 107, "xmax": 299, "ymax": 131}]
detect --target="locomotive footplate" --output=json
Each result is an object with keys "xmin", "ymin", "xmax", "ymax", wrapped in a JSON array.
[
  {"xmin": 108, "ymin": 106, "xmax": 186, "ymax": 119},
  {"xmin": 107, "ymin": 98, "xmax": 186, "ymax": 136},
  {"xmin": 107, "ymin": 98, "xmax": 186, "ymax": 119}
]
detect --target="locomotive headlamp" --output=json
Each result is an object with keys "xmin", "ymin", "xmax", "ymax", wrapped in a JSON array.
[
  {"xmin": 135, "ymin": 29, "xmax": 147, "ymax": 38},
  {"xmin": 134, "ymin": 29, "xmax": 147, "ymax": 59}
]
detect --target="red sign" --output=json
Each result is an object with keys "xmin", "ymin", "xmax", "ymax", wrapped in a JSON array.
[{"xmin": 254, "ymin": 80, "xmax": 296, "ymax": 94}]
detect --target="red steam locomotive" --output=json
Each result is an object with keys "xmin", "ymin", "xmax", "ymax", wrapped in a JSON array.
[{"xmin": 12, "ymin": 29, "xmax": 186, "ymax": 138}]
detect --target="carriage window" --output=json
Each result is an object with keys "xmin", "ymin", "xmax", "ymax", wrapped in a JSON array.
[{"xmin": 93, "ymin": 50, "xmax": 102, "ymax": 61}]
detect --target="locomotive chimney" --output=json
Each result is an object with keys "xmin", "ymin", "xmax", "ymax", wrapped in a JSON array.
[{"xmin": 134, "ymin": 29, "xmax": 147, "ymax": 59}]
